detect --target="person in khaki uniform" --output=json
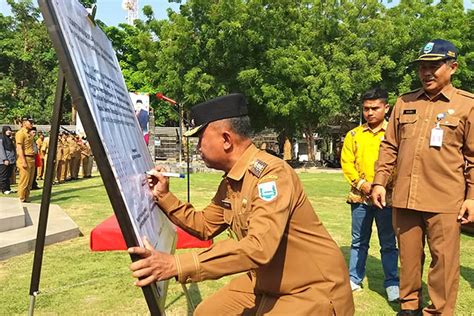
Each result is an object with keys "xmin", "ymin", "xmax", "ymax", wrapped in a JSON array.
[
  {"xmin": 80, "ymin": 137, "xmax": 93, "ymax": 178},
  {"xmin": 36, "ymin": 131, "xmax": 44, "ymax": 180},
  {"xmin": 68, "ymin": 133, "xmax": 81, "ymax": 180},
  {"xmin": 54, "ymin": 133, "xmax": 64, "ymax": 184},
  {"xmin": 372, "ymin": 39, "xmax": 474, "ymax": 316},
  {"xmin": 41, "ymin": 136, "xmax": 49, "ymax": 176},
  {"xmin": 60, "ymin": 132, "xmax": 70, "ymax": 182},
  {"xmin": 15, "ymin": 117, "xmax": 35, "ymax": 202},
  {"xmin": 129, "ymin": 94, "xmax": 354, "ymax": 315}
]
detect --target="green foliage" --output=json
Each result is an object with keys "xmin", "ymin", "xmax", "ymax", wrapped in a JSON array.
[
  {"xmin": 78, "ymin": 0, "xmax": 97, "ymax": 8},
  {"xmin": 0, "ymin": 0, "xmax": 71, "ymax": 124},
  {"xmin": 0, "ymin": 0, "xmax": 472, "ymax": 152},
  {"xmin": 104, "ymin": 0, "xmax": 471, "ymax": 160}
]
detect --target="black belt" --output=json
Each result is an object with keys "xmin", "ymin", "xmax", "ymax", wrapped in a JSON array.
[{"xmin": 25, "ymin": 155, "xmax": 35, "ymax": 157}]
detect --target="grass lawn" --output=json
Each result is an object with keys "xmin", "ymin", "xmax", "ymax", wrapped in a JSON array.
[{"xmin": 0, "ymin": 171, "xmax": 473, "ymax": 315}]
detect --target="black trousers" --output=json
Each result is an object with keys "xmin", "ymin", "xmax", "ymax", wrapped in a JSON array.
[{"xmin": 0, "ymin": 163, "xmax": 14, "ymax": 192}]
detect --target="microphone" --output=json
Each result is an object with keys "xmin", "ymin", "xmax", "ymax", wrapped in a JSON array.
[{"xmin": 156, "ymin": 93, "xmax": 177, "ymax": 105}]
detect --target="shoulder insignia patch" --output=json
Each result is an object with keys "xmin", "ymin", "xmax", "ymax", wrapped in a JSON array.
[
  {"xmin": 258, "ymin": 181, "xmax": 278, "ymax": 201},
  {"xmin": 457, "ymin": 90, "xmax": 474, "ymax": 99},
  {"xmin": 259, "ymin": 174, "xmax": 278, "ymax": 183},
  {"xmin": 350, "ymin": 130, "xmax": 356, "ymax": 137},
  {"xmin": 249, "ymin": 159, "xmax": 267, "ymax": 178}
]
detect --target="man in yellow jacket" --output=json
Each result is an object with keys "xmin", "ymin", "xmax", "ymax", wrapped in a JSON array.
[{"xmin": 341, "ymin": 87, "xmax": 399, "ymax": 302}]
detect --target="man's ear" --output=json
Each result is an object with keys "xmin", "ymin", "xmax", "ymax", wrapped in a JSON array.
[
  {"xmin": 449, "ymin": 61, "xmax": 458, "ymax": 75},
  {"xmin": 223, "ymin": 130, "xmax": 233, "ymax": 151}
]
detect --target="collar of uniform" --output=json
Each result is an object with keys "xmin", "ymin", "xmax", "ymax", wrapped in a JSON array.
[
  {"xmin": 419, "ymin": 84, "xmax": 455, "ymax": 101},
  {"xmin": 226, "ymin": 144, "xmax": 259, "ymax": 181},
  {"xmin": 361, "ymin": 120, "xmax": 388, "ymax": 133}
]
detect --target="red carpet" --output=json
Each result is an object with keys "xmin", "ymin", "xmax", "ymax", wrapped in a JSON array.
[{"xmin": 90, "ymin": 215, "xmax": 212, "ymax": 251}]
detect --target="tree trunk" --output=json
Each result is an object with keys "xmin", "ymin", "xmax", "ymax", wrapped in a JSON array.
[{"xmin": 303, "ymin": 127, "xmax": 315, "ymax": 162}]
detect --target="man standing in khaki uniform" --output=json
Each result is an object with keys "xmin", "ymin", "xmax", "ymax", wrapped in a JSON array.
[
  {"xmin": 372, "ymin": 39, "xmax": 474, "ymax": 316},
  {"xmin": 129, "ymin": 94, "xmax": 354, "ymax": 315},
  {"xmin": 15, "ymin": 117, "xmax": 35, "ymax": 202},
  {"xmin": 54, "ymin": 133, "xmax": 64, "ymax": 184},
  {"xmin": 41, "ymin": 135, "xmax": 49, "ymax": 176},
  {"xmin": 60, "ymin": 132, "xmax": 70, "ymax": 182},
  {"xmin": 69, "ymin": 133, "xmax": 81, "ymax": 180},
  {"xmin": 36, "ymin": 131, "xmax": 45, "ymax": 180},
  {"xmin": 80, "ymin": 137, "xmax": 93, "ymax": 178}
]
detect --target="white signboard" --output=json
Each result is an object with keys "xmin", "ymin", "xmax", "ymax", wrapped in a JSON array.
[{"xmin": 40, "ymin": 0, "xmax": 176, "ymax": 306}]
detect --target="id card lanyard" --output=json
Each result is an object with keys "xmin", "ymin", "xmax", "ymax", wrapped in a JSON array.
[{"xmin": 430, "ymin": 113, "xmax": 445, "ymax": 147}]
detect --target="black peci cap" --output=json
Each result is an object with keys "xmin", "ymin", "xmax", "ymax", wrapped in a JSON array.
[
  {"xmin": 184, "ymin": 93, "xmax": 248, "ymax": 137},
  {"xmin": 412, "ymin": 39, "xmax": 458, "ymax": 63}
]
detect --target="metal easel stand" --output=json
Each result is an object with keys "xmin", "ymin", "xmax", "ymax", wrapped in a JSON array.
[
  {"xmin": 181, "ymin": 283, "xmax": 196, "ymax": 312},
  {"xmin": 28, "ymin": 70, "xmax": 65, "ymax": 316}
]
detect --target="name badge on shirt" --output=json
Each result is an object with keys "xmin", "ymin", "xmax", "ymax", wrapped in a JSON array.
[
  {"xmin": 430, "ymin": 127, "xmax": 443, "ymax": 147},
  {"xmin": 403, "ymin": 109, "xmax": 417, "ymax": 115},
  {"xmin": 221, "ymin": 199, "xmax": 232, "ymax": 209}
]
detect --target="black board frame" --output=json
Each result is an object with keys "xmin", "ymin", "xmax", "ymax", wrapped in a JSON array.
[{"xmin": 30, "ymin": 1, "xmax": 164, "ymax": 314}]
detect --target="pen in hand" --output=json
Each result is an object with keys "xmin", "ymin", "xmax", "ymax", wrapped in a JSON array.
[{"xmin": 146, "ymin": 170, "xmax": 185, "ymax": 179}]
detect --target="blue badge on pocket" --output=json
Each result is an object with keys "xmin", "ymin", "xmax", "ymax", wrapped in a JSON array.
[{"xmin": 258, "ymin": 181, "xmax": 278, "ymax": 201}]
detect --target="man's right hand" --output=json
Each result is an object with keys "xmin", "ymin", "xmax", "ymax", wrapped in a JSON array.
[
  {"xmin": 146, "ymin": 166, "xmax": 170, "ymax": 201},
  {"xmin": 360, "ymin": 181, "xmax": 373, "ymax": 196},
  {"xmin": 3, "ymin": 160, "xmax": 9, "ymax": 166},
  {"xmin": 371, "ymin": 185, "xmax": 386, "ymax": 209}
]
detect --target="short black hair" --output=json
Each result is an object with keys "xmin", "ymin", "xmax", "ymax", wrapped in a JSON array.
[
  {"xmin": 361, "ymin": 87, "xmax": 388, "ymax": 104},
  {"xmin": 226, "ymin": 115, "xmax": 252, "ymax": 138}
]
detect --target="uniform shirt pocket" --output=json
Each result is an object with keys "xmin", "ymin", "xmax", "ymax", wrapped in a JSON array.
[
  {"xmin": 232, "ymin": 197, "xmax": 251, "ymax": 234},
  {"xmin": 399, "ymin": 115, "xmax": 418, "ymax": 139},
  {"xmin": 438, "ymin": 115, "xmax": 460, "ymax": 145}
]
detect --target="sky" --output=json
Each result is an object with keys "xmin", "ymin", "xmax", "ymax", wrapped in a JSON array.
[
  {"xmin": 0, "ymin": 0, "xmax": 474, "ymax": 26},
  {"xmin": 0, "ymin": 1, "xmax": 472, "ymax": 26},
  {"xmin": 0, "ymin": 0, "xmax": 182, "ymax": 26}
]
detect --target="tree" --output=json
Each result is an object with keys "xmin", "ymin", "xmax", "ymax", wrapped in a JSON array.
[
  {"xmin": 106, "ymin": 0, "xmax": 471, "ymax": 161},
  {"xmin": 1, "ymin": 0, "xmax": 471, "ymax": 157},
  {"xmin": 0, "ymin": 0, "xmax": 64, "ymax": 124}
]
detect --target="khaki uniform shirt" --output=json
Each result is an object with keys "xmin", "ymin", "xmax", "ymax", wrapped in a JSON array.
[
  {"xmin": 80, "ymin": 141, "xmax": 92, "ymax": 157},
  {"xmin": 158, "ymin": 144, "xmax": 353, "ymax": 314},
  {"xmin": 41, "ymin": 137, "xmax": 49, "ymax": 156},
  {"xmin": 15, "ymin": 127, "xmax": 35, "ymax": 157},
  {"xmin": 62, "ymin": 138, "xmax": 70, "ymax": 160},
  {"xmin": 374, "ymin": 84, "xmax": 474, "ymax": 213},
  {"xmin": 69, "ymin": 138, "xmax": 81, "ymax": 158},
  {"xmin": 56, "ymin": 138, "xmax": 64, "ymax": 161},
  {"xmin": 36, "ymin": 138, "xmax": 44, "ymax": 158}
]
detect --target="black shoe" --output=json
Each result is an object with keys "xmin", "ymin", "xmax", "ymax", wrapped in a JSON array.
[
  {"xmin": 32, "ymin": 186, "xmax": 41, "ymax": 190},
  {"xmin": 397, "ymin": 309, "xmax": 422, "ymax": 316}
]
